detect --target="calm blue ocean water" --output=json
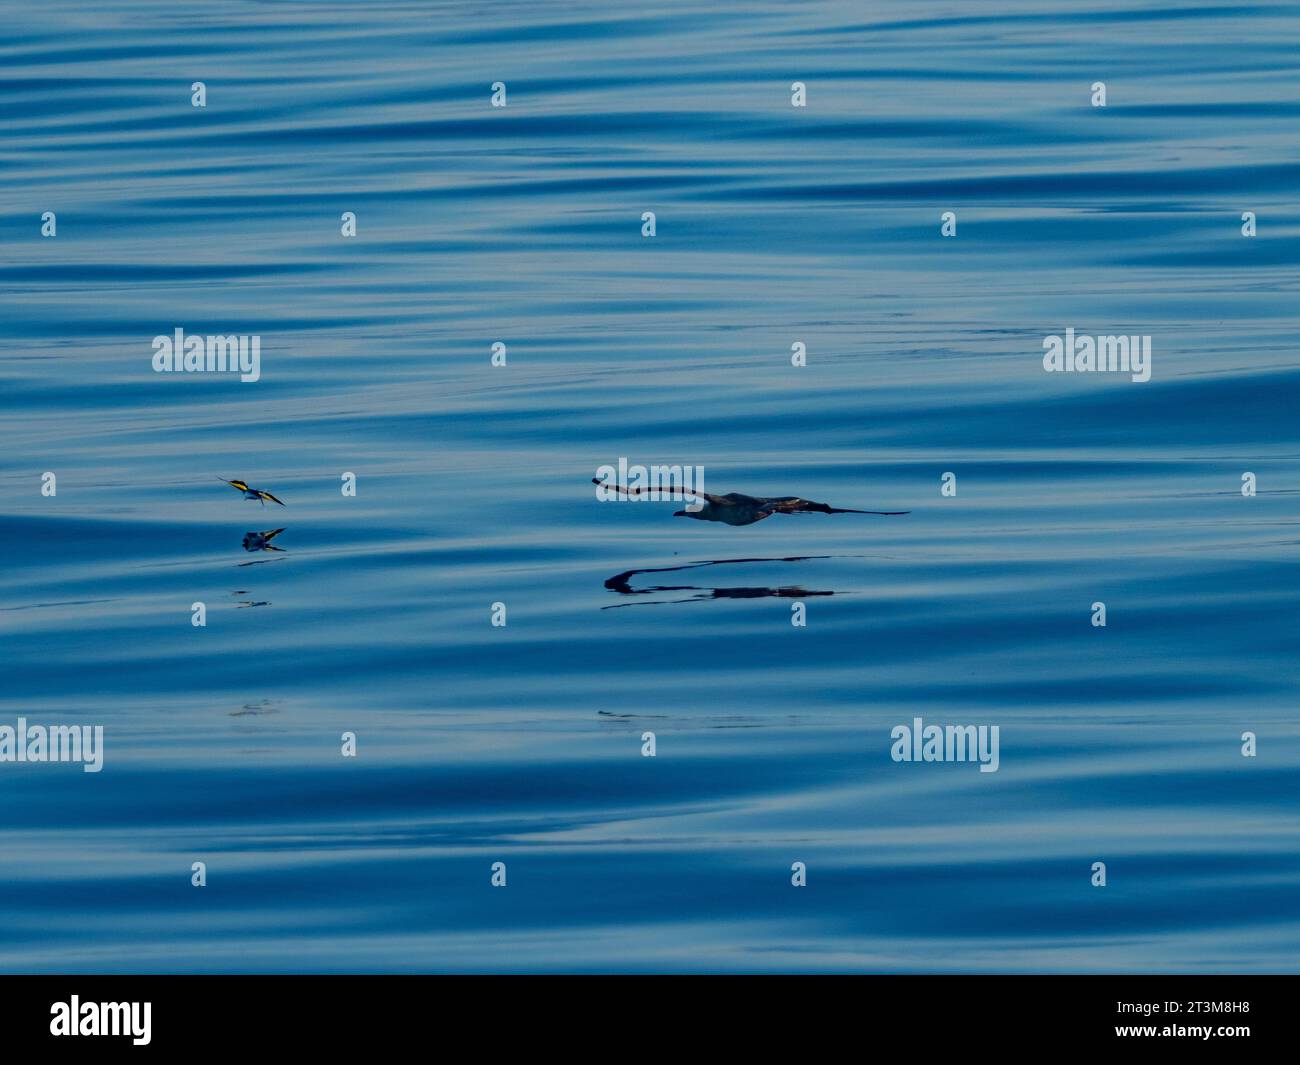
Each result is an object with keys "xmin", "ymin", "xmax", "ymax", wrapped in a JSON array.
[{"xmin": 1, "ymin": 0, "xmax": 1298, "ymax": 973}]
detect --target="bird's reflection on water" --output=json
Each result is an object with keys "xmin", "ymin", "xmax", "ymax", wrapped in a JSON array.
[
  {"xmin": 229, "ymin": 699, "xmax": 279, "ymax": 716},
  {"xmin": 237, "ymin": 528, "xmax": 288, "ymax": 568},
  {"xmin": 242, "ymin": 528, "xmax": 285, "ymax": 552},
  {"xmin": 601, "ymin": 555, "xmax": 838, "ymax": 608}
]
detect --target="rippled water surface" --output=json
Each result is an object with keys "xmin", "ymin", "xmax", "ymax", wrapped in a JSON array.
[{"xmin": 2, "ymin": 0, "xmax": 1298, "ymax": 972}]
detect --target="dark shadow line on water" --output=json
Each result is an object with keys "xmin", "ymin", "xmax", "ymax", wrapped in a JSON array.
[
  {"xmin": 235, "ymin": 556, "xmax": 288, "ymax": 569},
  {"xmin": 0, "ymin": 598, "xmax": 121, "ymax": 612},
  {"xmin": 602, "ymin": 554, "xmax": 854, "ymax": 608}
]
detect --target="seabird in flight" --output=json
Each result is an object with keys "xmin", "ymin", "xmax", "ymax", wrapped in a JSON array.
[
  {"xmin": 592, "ymin": 478, "xmax": 908, "ymax": 527},
  {"xmin": 219, "ymin": 479, "xmax": 286, "ymax": 507}
]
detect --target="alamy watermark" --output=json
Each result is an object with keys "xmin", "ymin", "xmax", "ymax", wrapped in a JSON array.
[
  {"xmin": 152, "ymin": 327, "xmax": 261, "ymax": 382},
  {"xmin": 1043, "ymin": 328, "xmax": 1151, "ymax": 383},
  {"xmin": 594, "ymin": 458, "xmax": 706, "ymax": 511},
  {"xmin": 0, "ymin": 717, "xmax": 104, "ymax": 772},
  {"xmin": 890, "ymin": 716, "xmax": 999, "ymax": 773},
  {"xmin": 50, "ymin": 996, "xmax": 149, "ymax": 1045}
]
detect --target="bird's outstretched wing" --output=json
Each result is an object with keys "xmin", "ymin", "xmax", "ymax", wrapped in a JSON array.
[
  {"xmin": 591, "ymin": 478, "xmax": 722, "ymax": 504},
  {"xmin": 220, "ymin": 478, "xmax": 250, "ymax": 492},
  {"xmin": 256, "ymin": 490, "xmax": 286, "ymax": 506},
  {"xmin": 762, "ymin": 498, "xmax": 910, "ymax": 516}
]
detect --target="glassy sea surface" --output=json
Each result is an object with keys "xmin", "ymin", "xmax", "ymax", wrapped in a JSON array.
[{"xmin": 1, "ymin": 1, "xmax": 1298, "ymax": 973}]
